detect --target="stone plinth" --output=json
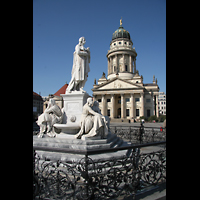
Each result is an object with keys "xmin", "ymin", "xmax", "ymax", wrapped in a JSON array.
[
  {"xmin": 33, "ymin": 133, "xmax": 131, "ymax": 162},
  {"xmin": 53, "ymin": 91, "xmax": 89, "ymax": 136}
]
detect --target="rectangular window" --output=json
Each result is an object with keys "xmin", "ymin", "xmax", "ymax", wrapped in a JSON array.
[
  {"xmin": 125, "ymin": 65, "xmax": 128, "ymax": 71},
  {"xmin": 136, "ymin": 109, "xmax": 139, "ymax": 116},
  {"xmin": 146, "ymin": 99, "xmax": 151, "ymax": 103},
  {"xmin": 107, "ymin": 109, "xmax": 110, "ymax": 116},
  {"xmin": 107, "ymin": 99, "xmax": 110, "ymax": 102},
  {"xmin": 125, "ymin": 98, "xmax": 130, "ymax": 102},
  {"xmin": 98, "ymin": 99, "xmax": 101, "ymax": 102},
  {"xmin": 126, "ymin": 109, "xmax": 129, "ymax": 116},
  {"xmin": 135, "ymin": 98, "xmax": 140, "ymax": 102},
  {"xmin": 147, "ymin": 109, "xmax": 151, "ymax": 117},
  {"xmin": 118, "ymin": 100, "xmax": 121, "ymax": 104}
]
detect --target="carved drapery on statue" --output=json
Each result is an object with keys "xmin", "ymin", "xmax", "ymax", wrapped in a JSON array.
[
  {"xmin": 75, "ymin": 98, "xmax": 109, "ymax": 139},
  {"xmin": 66, "ymin": 37, "xmax": 90, "ymax": 93},
  {"xmin": 37, "ymin": 99, "xmax": 63, "ymax": 138}
]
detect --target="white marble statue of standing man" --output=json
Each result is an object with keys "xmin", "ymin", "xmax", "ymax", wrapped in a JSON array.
[{"xmin": 66, "ymin": 37, "xmax": 90, "ymax": 93}]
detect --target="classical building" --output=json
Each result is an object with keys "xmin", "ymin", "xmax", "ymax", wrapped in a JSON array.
[
  {"xmin": 43, "ymin": 83, "xmax": 68, "ymax": 111},
  {"xmin": 158, "ymin": 92, "xmax": 166, "ymax": 115},
  {"xmin": 92, "ymin": 20, "xmax": 160, "ymax": 121}
]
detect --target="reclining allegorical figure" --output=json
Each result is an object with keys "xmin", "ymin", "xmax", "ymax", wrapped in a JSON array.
[
  {"xmin": 74, "ymin": 97, "xmax": 109, "ymax": 139},
  {"xmin": 37, "ymin": 98, "xmax": 63, "ymax": 138}
]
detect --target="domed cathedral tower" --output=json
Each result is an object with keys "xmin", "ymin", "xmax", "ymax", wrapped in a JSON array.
[
  {"xmin": 107, "ymin": 19, "xmax": 137, "ymax": 80},
  {"xmin": 92, "ymin": 19, "xmax": 160, "ymax": 122}
]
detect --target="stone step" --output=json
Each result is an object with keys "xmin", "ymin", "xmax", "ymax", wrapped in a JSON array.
[
  {"xmin": 33, "ymin": 133, "xmax": 117, "ymax": 144},
  {"xmin": 35, "ymin": 142, "xmax": 131, "ymax": 163},
  {"xmin": 34, "ymin": 133, "xmax": 131, "ymax": 163},
  {"xmin": 33, "ymin": 133, "xmax": 122, "ymax": 151},
  {"xmin": 34, "ymin": 141, "xmax": 116, "ymax": 150}
]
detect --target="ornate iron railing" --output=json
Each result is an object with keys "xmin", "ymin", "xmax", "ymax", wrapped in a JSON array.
[
  {"xmin": 110, "ymin": 123, "xmax": 166, "ymax": 144},
  {"xmin": 33, "ymin": 141, "xmax": 166, "ymax": 199}
]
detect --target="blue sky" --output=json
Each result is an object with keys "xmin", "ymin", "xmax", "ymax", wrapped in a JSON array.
[{"xmin": 33, "ymin": 0, "xmax": 166, "ymax": 97}]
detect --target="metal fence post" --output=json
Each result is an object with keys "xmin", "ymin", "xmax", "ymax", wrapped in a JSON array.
[
  {"xmin": 85, "ymin": 154, "xmax": 89, "ymax": 199},
  {"xmin": 139, "ymin": 122, "xmax": 144, "ymax": 144},
  {"xmin": 131, "ymin": 147, "xmax": 141, "ymax": 200},
  {"xmin": 152, "ymin": 128, "xmax": 154, "ymax": 142}
]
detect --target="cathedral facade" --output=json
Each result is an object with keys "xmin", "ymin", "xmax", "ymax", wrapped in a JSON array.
[{"xmin": 92, "ymin": 20, "xmax": 160, "ymax": 122}]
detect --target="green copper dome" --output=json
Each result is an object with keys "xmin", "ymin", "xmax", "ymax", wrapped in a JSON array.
[{"xmin": 112, "ymin": 25, "xmax": 131, "ymax": 40}]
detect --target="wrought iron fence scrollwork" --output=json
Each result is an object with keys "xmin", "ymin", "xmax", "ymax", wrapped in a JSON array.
[
  {"xmin": 33, "ymin": 151, "xmax": 79, "ymax": 199},
  {"xmin": 110, "ymin": 124, "xmax": 166, "ymax": 144},
  {"xmin": 33, "ymin": 143, "xmax": 166, "ymax": 200}
]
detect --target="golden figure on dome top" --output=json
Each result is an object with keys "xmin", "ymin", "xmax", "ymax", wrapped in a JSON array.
[{"xmin": 120, "ymin": 18, "xmax": 122, "ymax": 26}]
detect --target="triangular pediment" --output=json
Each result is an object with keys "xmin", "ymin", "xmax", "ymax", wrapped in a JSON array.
[{"xmin": 93, "ymin": 77, "xmax": 143, "ymax": 91}]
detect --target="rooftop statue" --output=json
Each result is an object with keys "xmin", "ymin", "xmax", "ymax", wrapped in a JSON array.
[{"xmin": 66, "ymin": 37, "xmax": 90, "ymax": 93}]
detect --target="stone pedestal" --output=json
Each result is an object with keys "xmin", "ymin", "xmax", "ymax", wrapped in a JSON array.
[
  {"xmin": 53, "ymin": 91, "xmax": 90, "ymax": 137},
  {"xmin": 33, "ymin": 133, "xmax": 131, "ymax": 162}
]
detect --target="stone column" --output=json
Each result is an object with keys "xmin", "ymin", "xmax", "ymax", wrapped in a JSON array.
[
  {"xmin": 122, "ymin": 54, "xmax": 125, "ymax": 71},
  {"xmin": 129, "ymin": 55, "xmax": 132, "ymax": 73},
  {"xmin": 115, "ymin": 54, "xmax": 118, "ymax": 73},
  {"xmin": 153, "ymin": 95, "xmax": 156, "ymax": 115},
  {"xmin": 110, "ymin": 57, "xmax": 112, "ymax": 74},
  {"xmin": 130, "ymin": 93, "xmax": 134, "ymax": 119},
  {"xmin": 102, "ymin": 94, "xmax": 106, "ymax": 116},
  {"xmin": 93, "ymin": 95, "xmax": 97, "ymax": 102},
  {"xmin": 133, "ymin": 58, "xmax": 136, "ymax": 73},
  {"xmin": 121, "ymin": 93, "xmax": 125, "ymax": 118},
  {"xmin": 111, "ymin": 94, "xmax": 115, "ymax": 118},
  {"xmin": 108, "ymin": 58, "xmax": 110, "ymax": 75},
  {"xmin": 156, "ymin": 95, "xmax": 159, "ymax": 117},
  {"xmin": 140, "ymin": 93, "xmax": 144, "ymax": 117},
  {"xmin": 109, "ymin": 57, "xmax": 113, "ymax": 74},
  {"xmin": 152, "ymin": 95, "xmax": 155, "ymax": 116}
]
